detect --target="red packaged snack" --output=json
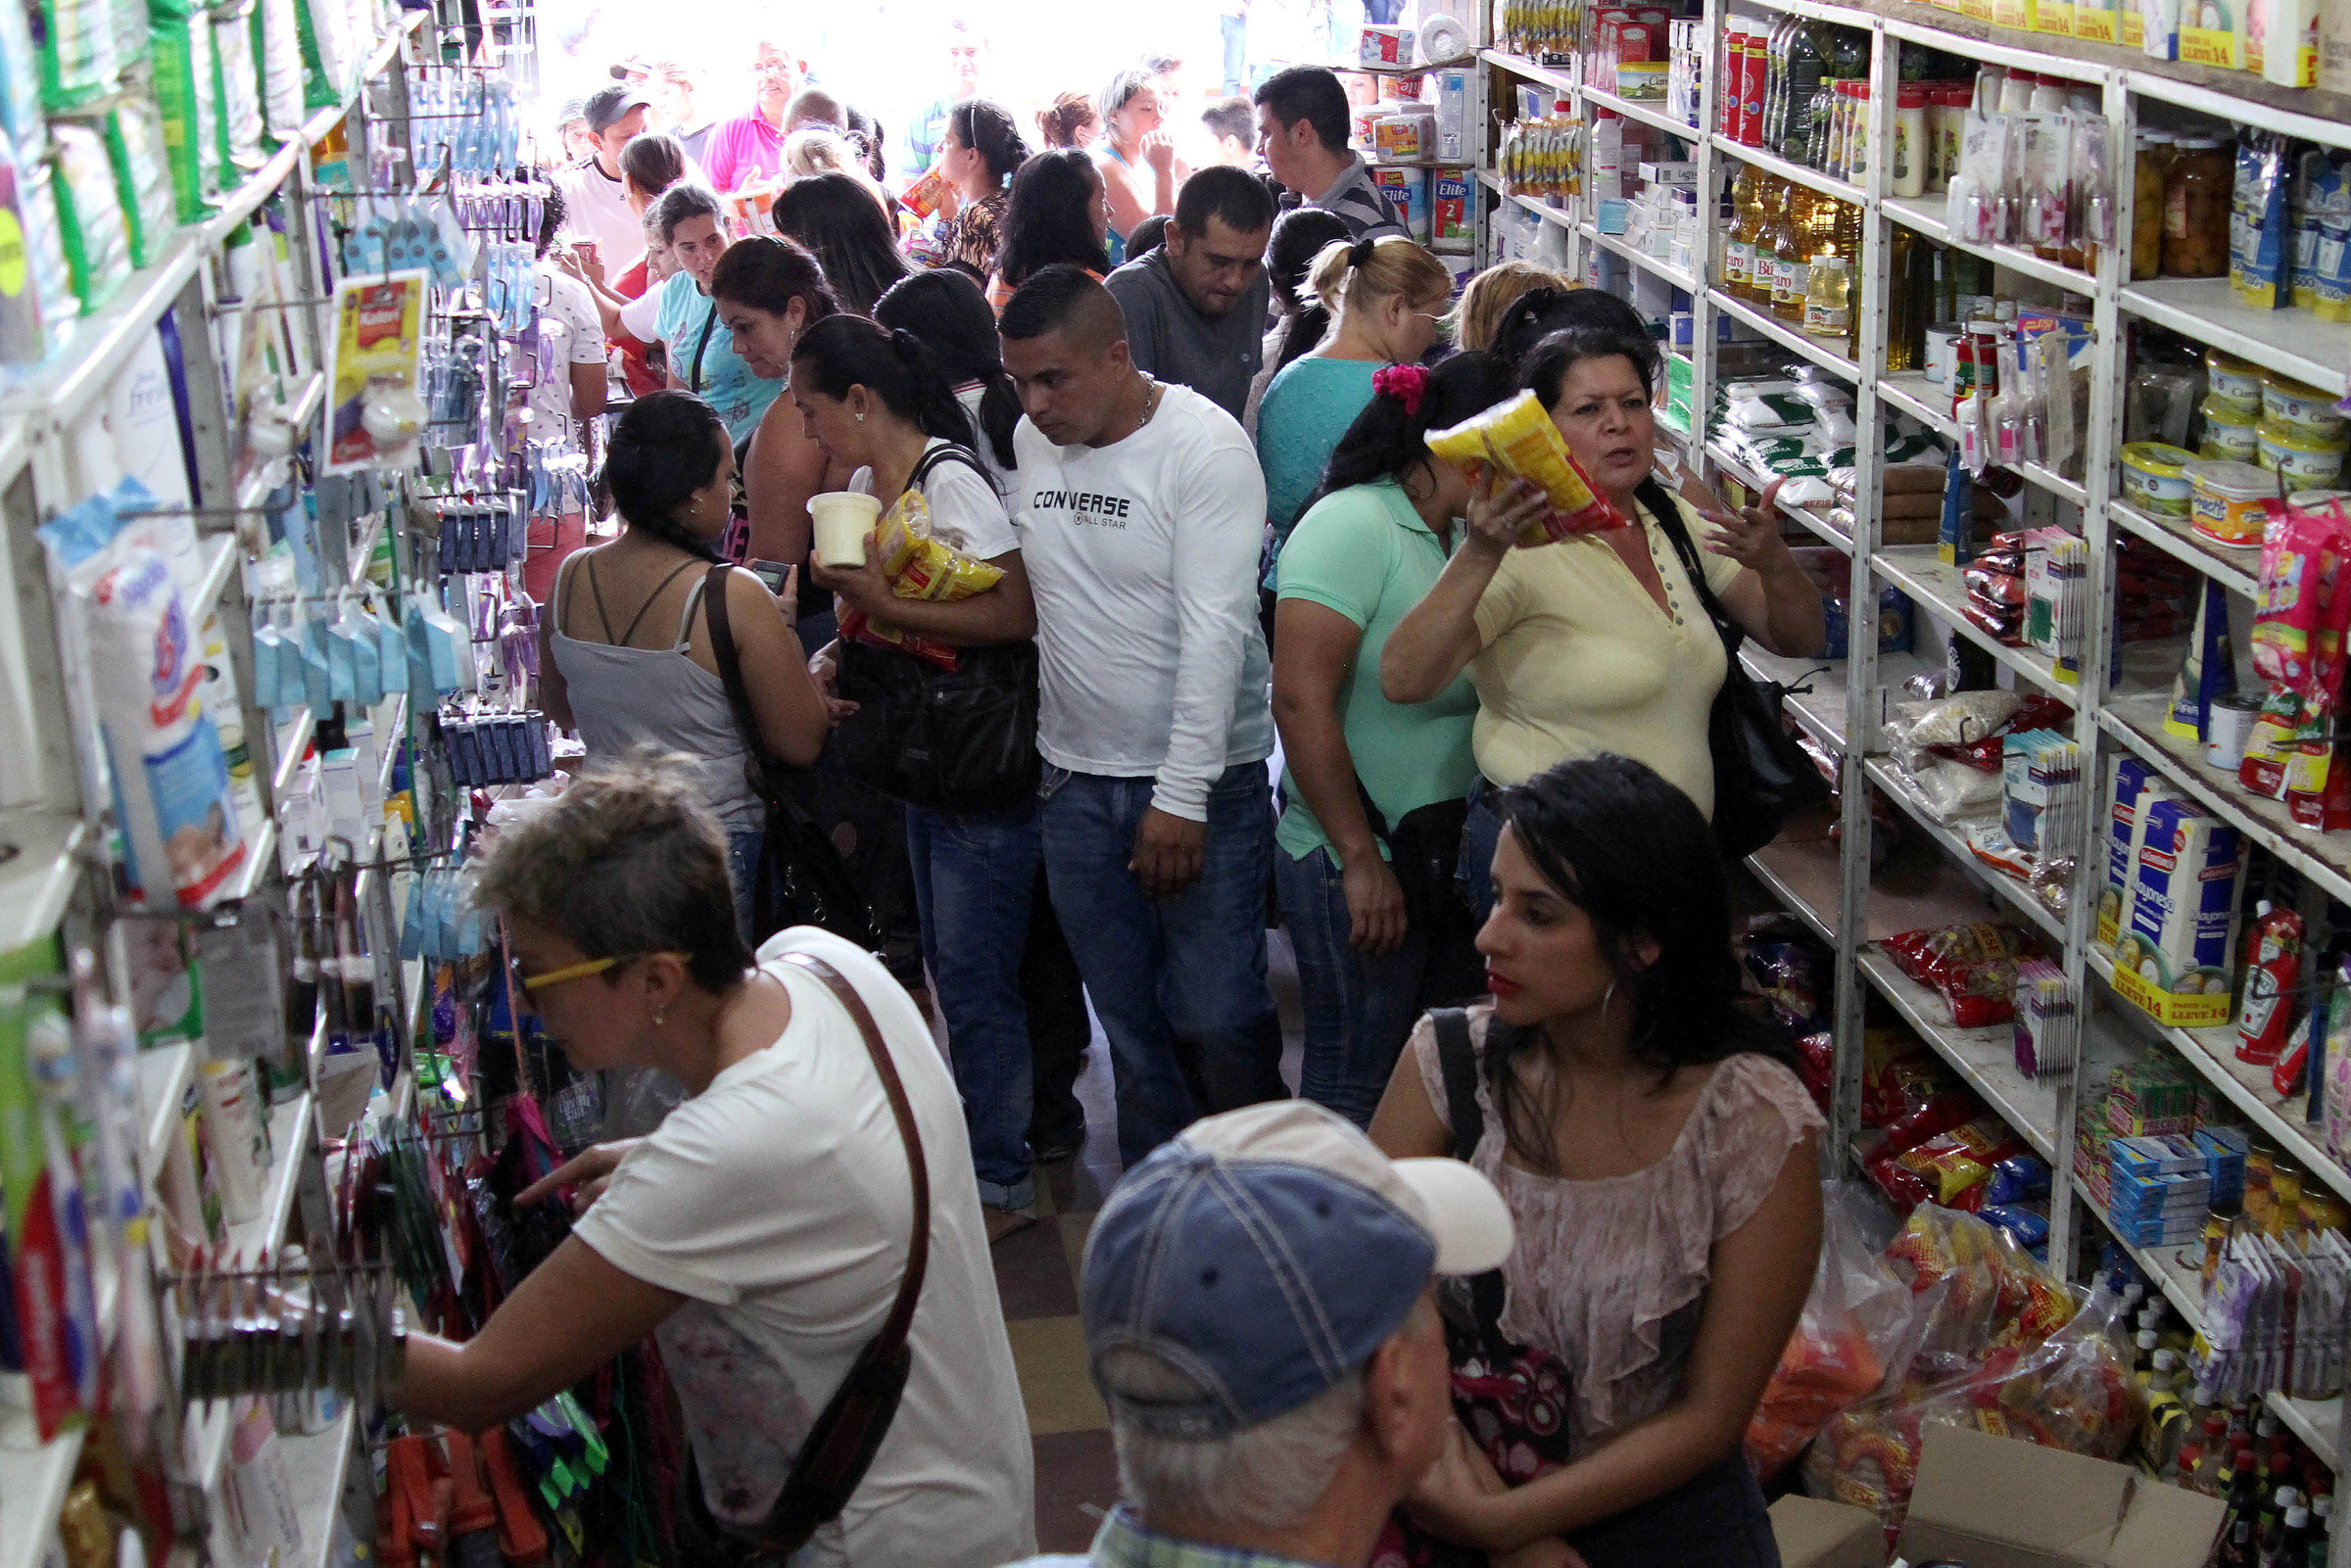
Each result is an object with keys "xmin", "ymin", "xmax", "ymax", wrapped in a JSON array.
[
  {"xmin": 1894, "ymin": 1117, "xmax": 2027, "ymax": 1211},
  {"xmin": 1883, "ymin": 924, "xmax": 2039, "ymax": 1028}
]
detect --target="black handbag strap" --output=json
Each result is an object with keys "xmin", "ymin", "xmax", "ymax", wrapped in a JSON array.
[
  {"xmin": 701, "ymin": 561, "xmax": 788, "ymax": 798},
  {"xmin": 1431, "ymin": 1007, "xmax": 1511, "ymax": 1343},
  {"xmin": 690, "ymin": 300, "xmax": 720, "ymax": 393},
  {"xmin": 1637, "ymin": 476, "xmax": 1743, "ymax": 657},
  {"xmin": 906, "ymin": 441, "xmax": 988, "ymax": 492}
]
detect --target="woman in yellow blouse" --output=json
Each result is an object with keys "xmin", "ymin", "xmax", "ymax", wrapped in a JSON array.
[{"xmin": 1381, "ymin": 316, "xmax": 1824, "ymax": 915}]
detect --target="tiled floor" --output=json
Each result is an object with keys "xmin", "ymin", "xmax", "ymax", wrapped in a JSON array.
[{"xmin": 991, "ymin": 930, "xmax": 1307, "ymax": 1552}]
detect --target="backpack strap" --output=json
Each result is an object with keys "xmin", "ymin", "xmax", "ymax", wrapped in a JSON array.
[
  {"xmin": 1431, "ymin": 1007, "xmax": 1482, "ymax": 1164},
  {"xmin": 907, "ymin": 442, "xmax": 988, "ymax": 490}
]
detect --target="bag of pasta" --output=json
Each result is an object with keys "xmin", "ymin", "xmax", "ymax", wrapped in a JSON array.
[
  {"xmin": 875, "ymin": 485, "xmax": 1003, "ymax": 602},
  {"xmin": 1424, "ymin": 390, "xmax": 1628, "ymax": 544}
]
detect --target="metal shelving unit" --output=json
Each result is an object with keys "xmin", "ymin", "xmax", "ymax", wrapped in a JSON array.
[
  {"xmin": 0, "ymin": 12, "xmax": 436, "ymax": 1564},
  {"xmin": 1470, "ymin": 0, "xmax": 2351, "ymax": 1466}
]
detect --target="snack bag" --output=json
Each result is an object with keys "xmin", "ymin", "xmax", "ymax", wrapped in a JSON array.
[
  {"xmin": 1424, "ymin": 390, "xmax": 1628, "ymax": 543},
  {"xmin": 1890, "ymin": 1118, "xmax": 2028, "ymax": 1210},
  {"xmin": 874, "ymin": 486, "xmax": 1004, "ymax": 602},
  {"xmin": 1746, "ymin": 1184, "xmax": 1926, "ymax": 1480}
]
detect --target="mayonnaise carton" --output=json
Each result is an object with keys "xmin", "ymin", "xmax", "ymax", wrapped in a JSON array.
[{"xmin": 2114, "ymin": 800, "xmax": 2243, "ymax": 1025}]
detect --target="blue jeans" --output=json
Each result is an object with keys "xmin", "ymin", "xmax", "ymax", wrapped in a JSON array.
[
  {"xmin": 1274, "ymin": 845, "xmax": 1432, "ymax": 1127},
  {"xmin": 1039, "ymin": 761, "xmax": 1286, "ymax": 1165},
  {"xmin": 725, "ymin": 826, "xmax": 762, "ymax": 945},
  {"xmin": 1461, "ymin": 778, "xmax": 1506, "ymax": 927},
  {"xmin": 906, "ymin": 803, "xmax": 1043, "ymax": 1210}
]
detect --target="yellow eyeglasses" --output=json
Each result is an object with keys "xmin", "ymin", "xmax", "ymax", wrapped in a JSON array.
[{"xmin": 509, "ymin": 951, "xmax": 688, "ymax": 993}]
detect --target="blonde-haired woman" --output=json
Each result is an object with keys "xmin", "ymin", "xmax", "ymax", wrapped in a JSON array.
[
  {"xmin": 1451, "ymin": 259, "xmax": 1573, "ymax": 353},
  {"xmin": 1259, "ymin": 234, "xmax": 1457, "ymax": 577}
]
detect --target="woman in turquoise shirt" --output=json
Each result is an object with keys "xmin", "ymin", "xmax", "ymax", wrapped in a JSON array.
[
  {"xmin": 1258, "ymin": 235, "xmax": 1457, "ymax": 591},
  {"xmin": 1270, "ymin": 351, "xmax": 1544, "ymax": 1125},
  {"xmin": 643, "ymin": 185, "xmax": 784, "ymax": 445}
]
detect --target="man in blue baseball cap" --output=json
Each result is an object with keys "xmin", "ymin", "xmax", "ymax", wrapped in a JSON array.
[{"xmin": 1003, "ymin": 1099, "xmax": 1514, "ymax": 1568}]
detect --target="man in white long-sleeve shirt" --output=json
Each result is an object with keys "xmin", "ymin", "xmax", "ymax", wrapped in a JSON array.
[{"xmin": 999, "ymin": 267, "xmax": 1287, "ymax": 1164}]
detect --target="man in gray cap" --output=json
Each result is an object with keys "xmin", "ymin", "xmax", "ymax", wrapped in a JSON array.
[
  {"xmin": 1001, "ymin": 1099, "xmax": 1516, "ymax": 1568},
  {"xmin": 555, "ymin": 85, "xmax": 654, "ymax": 272}
]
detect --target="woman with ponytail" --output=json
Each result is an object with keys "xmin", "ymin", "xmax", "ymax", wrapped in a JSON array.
[
  {"xmin": 709, "ymin": 235, "xmax": 842, "ymax": 595},
  {"xmin": 771, "ymin": 172, "xmax": 914, "ymax": 317},
  {"xmin": 934, "ymin": 100, "xmax": 1030, "ymax": 277},
  {"xmin": 1259, "ymin": 233, "xmax": 1457, "ymax": 584},
  {"xmin": 1268, "ymin": 351, "xmax": 1525, "ymax": 1126},
  {"xmin": 875, "ymin": 268, "xmax": 1022, "ymax": 488},
  {"xmin": 792, "ymin": 314, "xmax": 1053, "ymax": 1238},
  {"xmin": 539, "ymin": 391, "xmax": 830, "ymax": 934}
]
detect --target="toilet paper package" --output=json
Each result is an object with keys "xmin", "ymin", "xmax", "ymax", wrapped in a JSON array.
[{"xmin": 1372, "ymin": 166, "xmax": 1430, "ymax": 241}]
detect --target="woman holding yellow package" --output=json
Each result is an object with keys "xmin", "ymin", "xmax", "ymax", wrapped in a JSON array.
[
  {"xmin": 793, "ymin": 314, "xmax": 1055, "ymax": 1235},
  {"xmin": 1381, "ymin": 319, "xmax": 1826, "ymax": 916}
]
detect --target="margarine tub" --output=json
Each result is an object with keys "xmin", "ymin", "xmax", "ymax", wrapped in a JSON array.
[
  {"xmin": 2200, "ymin": 395, "xmax": 2262, "ymax": 461},
  {"xmin": 2259, "ymin": 422, "xmax": 2349, "ymax": 487},
  {"xmin": 2261, "ymin": 371, "xmax": 2346, "ymax": 441},
  {"xmin": 2205, "ymin": 349, "xmax": 2265, "ymax": 411},
  {"xmin": 2186, "ymin": 459, "xmax": 2275, "ymax": 546},
  {"xmin": 2120, "ymin": 441, "xmax": 2197, "ymax": 516}
]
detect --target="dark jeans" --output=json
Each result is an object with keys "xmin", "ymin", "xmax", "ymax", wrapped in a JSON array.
[
  {"xmin": 1569, "ymin": 1452, "xmax": 1779, "ymax": 1568},
  {"xmin": 1019, "ymin": 871, "xmax": 1090, "ymax": 1153},
  {"xmin": 1039, "ymin": 761, "xmax": 1286, "ymax": 1166},
  {"xmin": 1273, "ymin": 844, "xmax": 1431, "ymax": 1127},
  {"xmin": 907, "ymin": 802, "xmax": 1047, "ymax": 1209}
]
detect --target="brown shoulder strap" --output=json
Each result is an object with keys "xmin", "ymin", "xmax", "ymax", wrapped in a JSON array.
[
  {"xmin": 700, "ymin": 561, "xmax": 761, "ymax": 749},
  {"xmin": 778, "ymin": 951, "xmax": 931, "ymax": 1353}
]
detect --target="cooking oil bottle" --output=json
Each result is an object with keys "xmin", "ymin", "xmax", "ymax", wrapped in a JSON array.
[{"xmin": 1771, "ymin": 183, "xmax": 1814, "ymax": 323}]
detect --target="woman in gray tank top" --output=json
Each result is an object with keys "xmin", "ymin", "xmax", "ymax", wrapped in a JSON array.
[{"xmin": 540, "ymin": 392, "xmax": 831, "ymax": 935}]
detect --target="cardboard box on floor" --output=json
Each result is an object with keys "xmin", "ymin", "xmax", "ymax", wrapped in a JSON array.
[
  {"xmin": 1895, "ymin": 1426, "xmax": 2227, "ymax": 1568},
  {"xmin": 1769, "ymin": 1495, "xmax": 1882, "ymax": 1568}
]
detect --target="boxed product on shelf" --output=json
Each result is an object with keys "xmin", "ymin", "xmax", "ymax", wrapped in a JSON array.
[
  {"xmin": 2112, "ymin": 800, "xmax": 2247, "ymax": 1027},
  {"xmin": 2110, "ymin": 1053, "xmax": 2198, "ymax": 1135}
]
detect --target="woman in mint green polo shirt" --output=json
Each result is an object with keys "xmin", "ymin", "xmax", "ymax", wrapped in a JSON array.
[{"xmin": 1270, "ymin": 351, "xmax": 1532, "ymax": 1125}]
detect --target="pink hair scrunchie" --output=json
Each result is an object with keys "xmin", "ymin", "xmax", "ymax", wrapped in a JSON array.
[{"xmin": 1372, "ymin": 362, "xmax": 1429, "ymax": 419}]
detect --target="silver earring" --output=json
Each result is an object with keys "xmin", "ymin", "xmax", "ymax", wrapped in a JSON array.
[
  {"xmin": 653, "ymin": 1008, "xmax": 667, "ymax": 1028},
  {"xmin": 855, "ymin": 410, "xmax": 866, "ymax": 422}
]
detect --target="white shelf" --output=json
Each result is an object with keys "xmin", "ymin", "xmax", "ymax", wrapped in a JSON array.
[
  {"xmin": 1478, "ymin": 48, "xmax": 1579, "ymax": 95},
  {"xmin": 1582, "ymin": 222, "xmax": 1701, "ymax": 294},
  {"xmin": 0, "ymin": 810, "xmax": 88, "ymax": 953},
  {"xmin": 1329, "ymin": 53, "xmax": 1477, "ymax": 75},
  {"xmin": 1706, "ymin": 439, "xmax": 1854, "ymax": 552},
  {"xmin": 1878, "ymin": 368, "xmax": 1955, "ymax": 440},
  {"xmin": 2086, "ymin": 942, "xmax": 2351, "ymax": 1209},
  {"xmin": 1710, "ymin": 132, "xmax": 1868, "ymax": 207},
  {"xmin": 2121, "ymin": 277, "xmax": 2351, "ymax": 401},
  {"xmin": 1863, "ymin": 755, "xmax": 2067, "ymax": 944},
  {"xmin": 0, "ymin": 1416, "xmax": 87, "ymax": 1568},
  {"xmin": 279, "ymin": 1407, "xmax": 357, "ymax": 1568},
  {"xmin": 1859, "ymin": 945, "xmax": 2059, "ymax": 1160},
  {"xmin": 1882, "ymin": 191, "xmax": 2097, "ymax": 298},
  {"xmin": 2107, "ymin": 500, "xmax": 2259, "ymax": 600},
  {"xmin": 1733, "ymin": 0, "xmax": 1881, "ymax": 26},
  {"xmin": 2076, "ymin": 1167, "xmax": 2343, "ymax": 1472},
  {"xmin": 273, "ymin": 707, "xmax": 317, "ymax": 796},
  {"xmin": 1743, "ymin": 645, "xmax": 1847, "ymax": 753},
  {"xmin": 1871, "ymin": 546, "xmax": 2073, "ymax": 698},
  {"xmin": 2014, "ymin": 457, "xmax": 2087, "ymax": 510},
  {"xmin": 1710, "ymin": 287, "xmax": 1862, "ymax": 383},
  {"xmin": 1477, "ymin": 168, "xmax": 1577, "ymax": 231},
  {"xmin": 1749, "ymin": 832, "xmax": 1842, "ymax": 942},
  {"xmin": 2099, "ymin": 692, "xmax": 2351, "ymax": 913},
  {"xmin": 1878, "ymin": 12, "xmax": 2112, "ymax": 82},
  {"xmin": 137, "ymin": 1039, "xmax": 194, "ymax": 1184},
  {"xmin": 225, "ymin": 1091, "xmax": 312, "ymax": 1259},
  {"xmin": 1581, "ymin": 83, "xmax": 1702, "ymax": 141},
  {"xmin": 194, "ymin": 532, "xmax": 239, "ymax": 611}
]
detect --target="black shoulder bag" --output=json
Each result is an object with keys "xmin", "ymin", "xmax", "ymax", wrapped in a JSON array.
[
  {"xmin": 831, "ymin": 445, "xmax": 1041, "ymax": 815},
  {"xmin": 689, "ymin": 301, "xmax": 720, "ymax": 394},
  {"xmin": 1637, "ymin": 477, "xmax": 1832, "ymax": 862},
  {"xmin": 676, "ymin": 951, "xmax": 929, "ymax": 1564},
  {"xmin": 1355, "ymin": 784, "xmax": 1484, "ymax": 1006},
  {"xmin": 703, "ymin": 563, "xmax": 882, "ymax": 949}
]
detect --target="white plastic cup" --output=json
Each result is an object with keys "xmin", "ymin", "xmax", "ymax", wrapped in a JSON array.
[{"xmin": 809, "ymin": 492, "xmax": 883, "ymax": 568}]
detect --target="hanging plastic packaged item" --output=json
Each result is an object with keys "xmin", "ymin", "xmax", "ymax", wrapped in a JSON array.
[
  {"xmin": 1424, "ymin": 390, "xmax": 1629, "ymax": 541},
  {"xmin": 0, "ymin": 131, "xmax": 49, "ymax": 372},
  {"xmin": 149, "ymin": 0, "xmax": 220, "ymax": 220},
  {"xmin": 108, "ymin": 0, "xmax": 147, "ymax": 74},
  {"xmin": 104, "ymin": 98, "xmax": 178, "ymax": 267},
  {"xmin": 0, "ymin": 0, "xmax": 47, "ymax": 148},
  {"xmin": 48, "ymin": 121, "xmax": 133, "ymax": 312},
  {"xmin": 35, "ymin": 0, "xmax": 119, "ymax": 112},
  {"xmin": 251, "ymin": 0, "xmax": 303, "ymax": 145},
  {"xmin": 210, "ymin": 0, "xmax": 263, "ymax": 177},
  {"xmin": 291, "ymin": 0, "xmax": 341, "ymax": 107}
]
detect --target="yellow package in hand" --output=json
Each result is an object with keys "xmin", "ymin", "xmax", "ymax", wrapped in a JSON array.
[
  {"xmin": 1424, "ymin": 390, "xmax": 1630, "ymax": 544},
  {"xmin": 874, "ymin": 489, "xmax": 1005, "ymax": 602}
]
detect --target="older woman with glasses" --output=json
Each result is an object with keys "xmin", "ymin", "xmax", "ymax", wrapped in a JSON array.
[{"xmin": 389, "ymin": 752, "xmax": 1036, "ymax": 1565}]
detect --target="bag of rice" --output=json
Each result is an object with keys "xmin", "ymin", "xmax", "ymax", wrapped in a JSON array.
[
  {"xmin": 105, "ymin": 98, "xmax": 178, "ymax": 265},
  {"xmin": 49, "ymin": 120, "xmax": 134, "ymax": 311},
  {"xmin": 150, "ymin": 0, "xmax": 222, "ymax": 218}
]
